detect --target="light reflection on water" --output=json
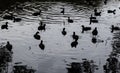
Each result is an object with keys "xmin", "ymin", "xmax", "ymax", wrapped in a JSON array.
[{"xmin": 0, "ymin": 0, "xmax": 120, "ymax": 73}]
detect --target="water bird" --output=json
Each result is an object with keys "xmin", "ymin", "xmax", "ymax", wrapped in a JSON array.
[
  {"xmin": 94, "ymin": 8, "xmax": 101, "ymax": 16},
  {"xmin": 32, "ymin": 10, "xmax": 41, "ymax": 16},
  {"xmin": 3, "ymin": 14, "xmax": 14, "ymax": 20},
  {"xmin": 107, "ymin": 9, "xmax": 116, "ymax": 14},
  {"xmin": 39, "ymin": 40, "xmax": 45, "ymax": 50},
  {"xmin": 72, "ymin": 32, "xmax": 79, "ymax": 41},
  {"xmin": 68, "ymin": 17, "xmax": 73, "ymax": 23},
  {"xmin": 92, "ymin": 37, "xmax": 97, "ymax": 44},
  {"xmin": 104, "ymin": 0, "xmax": 108, "ymax": 5},
  {"xmin": 81, "ymin": 25, "xmax": 91, "ymax": 33},
  {"xmin": 92, "ymin": 27, "xmax": 98, "ymax": 36},
  {"xmin": 60, "ymin": 8, "xmax": 65, "ymax": 15},
  {"xmin": 38, "ymin": 23, "xmax": 46, "ymax": 31},
  {"xmin": 90, "ymin": 18, "xmax": 98, "ymax": 25},
  {"xmin": 13, "ymin": 17, "xmax": 22, "ymax": 22},
  {"xmin": 111, "ymin": 25, "xmax": 120, "ymax": 33},
  {"xmin": 34, "ymin": 32, "xmax": 40, "ymax": 40},
  {"xmin": 1, "ymin": 22, "xmax": 8, "ymax": 29},
  {"xmin": 62, "ymin": 28, "xmax": 67, "ymax": 36},
  {"xmin": 71, "ymin": 40, "xmax": 78, "ymax": 48},
  {"xmin": 90, "ymin": 14, "xmax": 96, "ymax": 20},
  {"xmin": 6, "ymin": 41, "xmax": 13, "ymax": 52}
]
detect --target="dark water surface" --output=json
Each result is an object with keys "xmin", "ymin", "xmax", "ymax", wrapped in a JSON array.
[{"xmin": 0, "ymin": 0, "xmax": 120, "ymax": 73}]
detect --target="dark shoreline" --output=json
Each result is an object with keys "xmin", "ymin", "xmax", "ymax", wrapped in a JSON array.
[{"xmin": 0, "ymin": 0, "xmax": 102, "ymax": 11}]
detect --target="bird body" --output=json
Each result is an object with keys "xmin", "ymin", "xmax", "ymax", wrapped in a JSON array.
[
  {"xmin": 94, "ymin": 8, "xmax": 101, "ymax": 16},
  {"xmin": 6, "ymin": 41, "xmax": 12, "ymax": 52},
  {"xmin": 108, "ymin": 9, "xmax": 116, "ymax": 14},
  {"xmin": 92, "ymin": 27, "xmax": 98, "ymax": 36},
  {"xmin": 71, "ymin": 40, "xmax": 78, "ymax": 48},
  {"xmin": 90, "ymin": 19, "xmax": 98, "ymax": 25},
  {"xmin": 111, "ymin": 25, "xmax": 120, "ymax": 33},
  {"xmin": 68, "ymin": 17, "xmax": 73, "ymax": 23},
  {"xmin": 32, "ymin": 10, "xmax": 41, "ymax": 16},
  {"xmin": 38, "ymin": 23, "xmax": 46, "ymax": 31},
  {"xmin": 90, "ymin": 16, "xmax": 96, "ymax": 20},
  {"xmin": 13, "ymin": 17, "xmax": 22, "ymax": 22},
  {"xmin": 61, "ymin": 8, "xmax": 65, "ymax": 15},
  {"xmin": 34, "ymin": 32, "xmax": 40, "ymax": 40},
  {"xmin": 72, "ymin": 32, "xmax": 79, "ymax": 41},
  {"xmin": 39, "ymin": 40, "xmax": 45, "ymax": 50},
  {"xmin": 81, "ymin": 25, "xmax": 91, "ymax": 33},
  {"xmin": 62, "ymin": 28, "xmax": 67, "ymax": 36},
  {"xmin": 1, "ymin": 22, "xmax": 8, "ymax": 29},
  {"xmin": 3, "ymin": 14, "xmax": 14, "ymax": 20}
]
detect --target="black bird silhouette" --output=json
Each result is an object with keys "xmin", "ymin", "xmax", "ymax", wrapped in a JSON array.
[
  {"xmin": 92, "ymin": 27, "xmax": 98, "ymax": 36},
  {"xmin": 71, "ymin": 40, "xmax": 78, "ymax": 48},
  {"xmin": 38, "ymin": 23, "xmax": 46, "ymax": 31},
  {"xmin": 32, "ymin": 10, "xmax": 41, "ymax": 16},
  {"xmin": 6, "ymin": 41, "xmax": 13, "ymax": 52},
  {"xmin": 92, "ymin": 37, "xmax": 97, "ymax": 44},
  {"xmin": 90, "ymin": 18, "xmax": 98, "ymax": 25},
  {"xmin": 3, "ymin": 14, "xmax": 14, "ymax": 20},
  {"xmin": 111, "ymin": 25, "xmax": 120, "ymax": 33},
  {"xmin": 34, "ymin": 32, "xmax": 40, "ymax": 40},
  {"xmin": 62, "ymin": 28, "xmax": 67, "ymax": 36},
  {"xmin": 1, "ymin": 22, "xmax": 8, "ymax": 29},
  {"xmin": 68, "ymin": 17, "xmax": 73, "ymax": 23},
  {"xmin": 72, "ymin": 32, "xmax": 79, "ymax": 41},
  {"xmin": 13, "ymin": 17, "xmax": 22, "ymax": 22},
  {"xmin": 60, "ymin": 8, "xmax": 65, "ymax": 15},
  {"xmin": 90, "ymin": 14, "xmax": 96, "ymax": 20},
  {"xmin": 81, "ymin": 25, "xmax": 91, "ymax": 33},
  {"xmin": 104, "ymin": 0, "xmax": 108, "ymax": 5},
  {"xmin": 108, "ymin": 9, "xmax": 116, "ymax": 14},
  {"xmin": 94, "ymin": 8, "xmax": 101, "ymax": 16},
  {"xmin": 39, "ymin": 40, "xmax": 45, "ymax": 50}
]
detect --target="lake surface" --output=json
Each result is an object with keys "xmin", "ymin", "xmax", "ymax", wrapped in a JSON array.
[{"xmin": 0, "ymin": 0, "xmax": 120, "ymax": 73}]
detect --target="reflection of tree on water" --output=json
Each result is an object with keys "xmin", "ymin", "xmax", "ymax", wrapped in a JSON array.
[
  {"xmin": 66, "ymin": 59, "xmax": 98, "ymax": 73},
  {"xmin": 13, "ymin": 64, "xmax": 36, "ymax": 73},
  {"xmin": 102, "ymin": 31, "xmax": 120, "ymax": 73},
  {"xmin": 0, "ymin": 44, "xmax": 36, "ymax": 73},
  {"xmin": 0, "ymin": 45, "xmax": 12, "ymax": 73},
  {"xmin": 103, "ymin": 56, "xmax": 120, "ymax": 73}
]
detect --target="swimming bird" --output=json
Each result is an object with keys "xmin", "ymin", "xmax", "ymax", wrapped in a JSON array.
[
  {"xmin": 92, "ymin": 37, "xmax": 97, "ymax": 44},
  {"xmin": 92, "ymin": 27, "xmax": 98, "ymax": 36},
  {"xmin": 90, "ymin": 18, "xmax": 98, "ymax": 25},
  {"xmin": 104, "ymin": 0, "xmax": 108, "ymax": 5},
  {"xmin": 13, "ymin": 17, "xmax": 22, "ymax": 22},
  {"xmin": 62, "ymin": 28, "xmax": 67, "ymax": 36},
  {"xmin": 3, "ymin": 14, "xmax": 14, "ymax": 20},
  {"xmin": 6, "ymin": 41, "xmax": 13, "ymax": 52},
  {"xmin": 94, "ymin": 8, "xmax": 101, "ymax": 16},
  {"xmin": 71, "ymin": 40, "xmax": 78, "ymax": 48},
  {"xmin": 32, "ymin": 10, "xmax": 41, "ymax": 16},
  {"xmin": 81, "ymin": 25, "xmax": 91, "ymax": 33},
  {"xmin": 60, "ymin": 8, "xmax": 65, "ymax": 15},
  {"xmin": 39, "ymin": 40, "xmax": 45, "ymax": 50},
  {"xmin": 1, "ymin": 22, "xmax": 8, "ymax": 29},
  {"xmin": 34, "ymin": 32, "xmax": 40, "ymax": 40},
  {"xmin": 68, "ymin": 17, "xmax": 73, "ymax": 23},
  {"xmin": 90, "ymin": 14, "xmax": 96, "ymax": 20},
  {"xmin": 38, "ymin": 23, "xmax": 46, "ymax": 31},
  {"xmin": 72, "ymin": 32, "xmax": 79, "ymax": 41},
  {"xmin": 111, "ymin": 25, "xmax": 120, "ymax": 33},
  {"xmin": 108, "ymin": 9, "xmax": 116, "ymax": 14}
]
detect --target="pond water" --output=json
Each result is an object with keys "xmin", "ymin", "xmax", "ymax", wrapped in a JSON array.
[{"xmin": 0, "ymin": 0, "xmax": 120, "ymax": 73}]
